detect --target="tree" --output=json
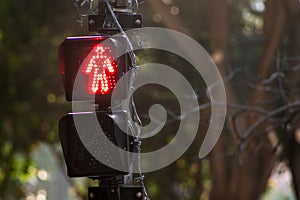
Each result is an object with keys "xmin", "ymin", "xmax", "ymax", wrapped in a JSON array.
[
  {"xmin": 140, "ymin": 0, "xmax": 300, "ymax": 199},
  {"xmin": 0, "ymin": 0, "xmax": 84, "ymax": 198}
]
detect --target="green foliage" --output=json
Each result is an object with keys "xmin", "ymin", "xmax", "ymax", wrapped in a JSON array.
[{"xmin": 0, "ymin": 0, "xmax": 84, "ymax": 198}]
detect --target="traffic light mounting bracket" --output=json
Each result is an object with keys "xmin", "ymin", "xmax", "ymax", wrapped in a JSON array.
[{"xmin": 88, "ymin": 1, "xmax": 142, "ymax": 33}]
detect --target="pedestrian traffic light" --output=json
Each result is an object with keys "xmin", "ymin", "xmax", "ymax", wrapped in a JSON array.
[
  {"xmin": 57, "ymin": 1, "xmax": 146, "ymax": 198},
  {"xmin": 58, "ymin": 34, "xmax": 134, "ymax": 178},
  {"xmin": 59, "ymin": 35, "xmax": 131, "ymax": 107},
  {"xmin": 59, "ymin": 111, "xmax": 133, "ymax": 178}
]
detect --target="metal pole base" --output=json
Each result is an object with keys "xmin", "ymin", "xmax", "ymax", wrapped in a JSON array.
[{"xmin": 88, "ymin": 185, "xmax": 144, "ymax": 200}]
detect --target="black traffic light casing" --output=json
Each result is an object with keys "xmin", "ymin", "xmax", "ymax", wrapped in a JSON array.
[
  {"xmin": 59, "ymin": 35, "xmax": 131, "ymax": 106},
  {"xmin": 59, "ymin": 111, "xmax": 133, "ymax": 178},
  {"xmin": 58, "ymin": 35, "xmax": 134, "ymax": 178}
]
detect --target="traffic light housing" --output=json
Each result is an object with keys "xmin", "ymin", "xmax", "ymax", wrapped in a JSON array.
[
  {"xmin": 59, "ymin": 35, "xmax": 131, "ymax": 106},
  {"xmin": 58, "ymin": 35, "xmax": 133, "ymax": 178},
  {"xmin": 59, "ymin": 111, "xmax": 133, "ymax": 178}
]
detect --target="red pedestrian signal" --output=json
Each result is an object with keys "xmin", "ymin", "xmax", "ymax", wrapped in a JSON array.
[
  {"xmin": 82, "ymin": 44, "xmax": 118, "ymax": 95},
  {"xmin": 59, "ymin": 35, "xmax": 130, "ymax": 104}
]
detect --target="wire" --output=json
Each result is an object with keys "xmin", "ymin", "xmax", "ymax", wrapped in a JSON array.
[
  {"xmin": 104, "ymin": 0, "xmax": 137, "ymax": 68},
  {"xmin": 104, "ymin": 1, "xmax": 150, "ymax": 199},
  {"xmin": 74, "ymin": 0, "xmax": 88, "ymax": 7},
  {"xmin": 133, "ymin": 0, "xmax": 139, "ymax": 12}
]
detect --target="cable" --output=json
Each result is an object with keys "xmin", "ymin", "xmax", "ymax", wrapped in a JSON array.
[
  {"xmin": 104, "ymin": 1, "xmax": 150, "ymax": 199},
  {"xmin": 104, "ymin": 0, "xmax": 137, "ymax": 68},
  {"xmin": 133, "ymin": 0, "xmax": 139, "ymax": 12},
  {"xmin": 74, "ymin": 0, "xmax": 88, "ymax": 7}
]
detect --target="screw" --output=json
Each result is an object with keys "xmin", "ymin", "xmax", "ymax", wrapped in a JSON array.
[
  {"xmin": 89, "ymin": 19, "xmax": 95, "ymax": 25},
  {"xmin": 89, "ymin": 192, "xmax": 95, "ymax": 199},
  {"xmin": 135, "ymin": 19, "xmax": 142, "ymax": 26},
  {"xmin": 136, "ymin": 192, "xmax": 142, "ymax": 198},
  {"xmin": 106, "ymin": 22, "xmax": 112, "ymax": 28}
]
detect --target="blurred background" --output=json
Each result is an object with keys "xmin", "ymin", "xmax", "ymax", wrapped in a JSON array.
[{"xmin": 0, "ymin": 0, "xmax": 299, "ymax": 199}]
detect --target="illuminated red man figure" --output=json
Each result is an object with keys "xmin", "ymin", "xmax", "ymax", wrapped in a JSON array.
[{"xmin": 82, "ymin": 44, "xmax": 118, "ymax": 95}]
